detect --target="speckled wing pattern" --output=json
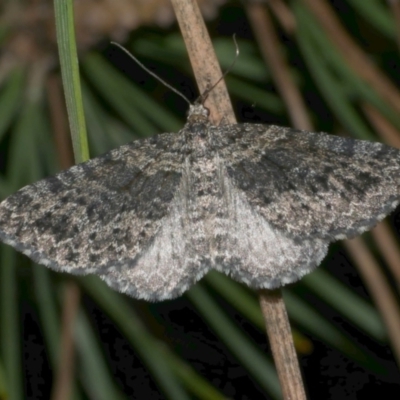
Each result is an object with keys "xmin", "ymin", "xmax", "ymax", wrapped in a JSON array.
[{"xmin": 0, "ymin": 104, "xmax": 399, "ymax": 300}]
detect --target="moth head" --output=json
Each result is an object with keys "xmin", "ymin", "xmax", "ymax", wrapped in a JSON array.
[{"xmin": 186, "ymin": 103, "xmax": 210, "ymax": 125}]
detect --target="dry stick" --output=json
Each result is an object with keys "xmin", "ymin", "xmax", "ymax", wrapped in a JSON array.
[
  {"xmin": 361, "ymin": 103, "xmax": 400, "ymax": 149},
  {"xmin": 47, "ymin": 74, "xmax": 81, "ymax": 400},
  {"xmin": 259, "ymin": 289, "xmax": 307, "ymax": 397},
  {"xmin": 50, "ymin": 283, "xmax": 80, "ymax": 400},
  {"xmin": 170, "ymin": 0, "xmax": 306, "ymax": 398},
  {"xmin": 246, "ymin": 3, "xmax": 314, "ymax": 399},
  {"xmin": 246, "ymin": 2, "xmax": 312, "ymax": 131},
  {"xmin": 302, "ymin": 0, "xmax": 400, "ymax": 115},
  {"xmin": 387, "ymin": 0, "xmax": 400, "ymax": 53},
  {"xmin": 344, "ymin": 238, "xmax": 400, "ymax": 366},
  {"xmin": 371, "ymin": 222, "xmax": 400, "ymax": 285},
  {"xmin": 170, "ymin": 0, "xmax": 234, "ymax": 125},
  {"xmin": 267, "ymin": 0, "xmax": 297, "ymax": 34}
]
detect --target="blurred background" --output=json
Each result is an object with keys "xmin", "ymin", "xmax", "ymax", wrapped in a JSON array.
[{"xmin": 1, "ymin": 0, "xmax": 400, "ymax": 398}]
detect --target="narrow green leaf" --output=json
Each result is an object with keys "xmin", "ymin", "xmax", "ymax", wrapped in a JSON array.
[
  {"xmin": 54, "ymin": 0, "xmax": 89, "ymax": 163},
  {"xmin": 303, "ymin": 270, "xmax": 385, "ymax": 340}
]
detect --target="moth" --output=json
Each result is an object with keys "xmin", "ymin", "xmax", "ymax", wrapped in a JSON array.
[{"xmin": 0, "ymin": 101, "xmax": 399, "ymax": 301}]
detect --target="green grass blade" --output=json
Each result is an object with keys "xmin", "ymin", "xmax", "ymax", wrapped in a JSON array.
[
  {"xmin": 54, "ymin": 0, "xmax": 89, "ymax": 163},
  {"xmin": 303, "ymin": 270, "xmax": 385, "ymax": 340}
]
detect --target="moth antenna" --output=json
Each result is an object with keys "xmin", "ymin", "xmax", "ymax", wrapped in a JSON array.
[
  {"xmin": 196, "ymin": 34, "xmax": 240, "ymax": 105},
  {"xmin": 110, "ymin": 42, "xmax": 191, "ymax": 106}
]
